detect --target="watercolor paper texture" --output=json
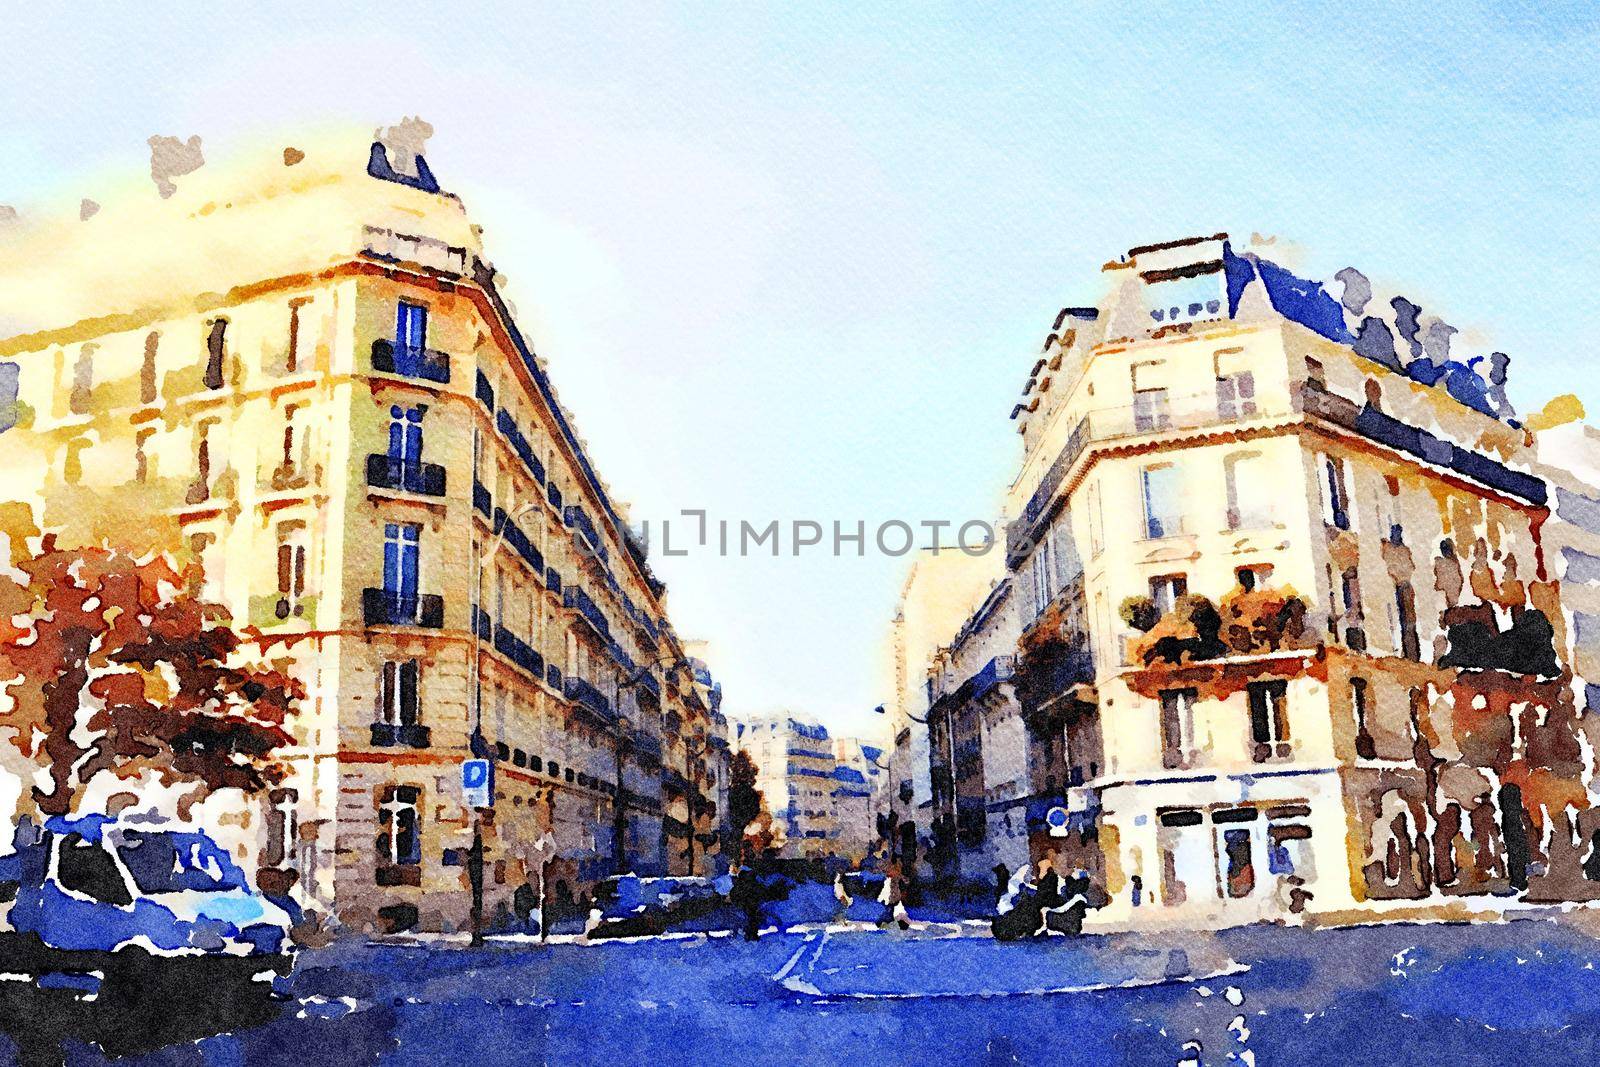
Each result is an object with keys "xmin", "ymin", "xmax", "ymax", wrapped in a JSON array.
[{"xmin": 3, "ymin": 4, "xmax": 1600, "ymax": 1064}]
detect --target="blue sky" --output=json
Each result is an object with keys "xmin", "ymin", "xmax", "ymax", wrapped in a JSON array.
[{"xmin": 4, "ymin": 2, "xmax": 1599, "ymax": 738}]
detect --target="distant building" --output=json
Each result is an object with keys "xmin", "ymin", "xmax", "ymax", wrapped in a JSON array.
[
  {"xmin": 883, "ymin": 545, "xmax": 1000, "ymax": 875},
  {"xmin": 732, "ymin": 712, "xmax": 879, "ymax": 862}
]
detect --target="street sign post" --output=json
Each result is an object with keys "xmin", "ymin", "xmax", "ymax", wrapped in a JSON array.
[{"xmin": 463, "ymin": 758, "xmax": 492, "ymax": 810}]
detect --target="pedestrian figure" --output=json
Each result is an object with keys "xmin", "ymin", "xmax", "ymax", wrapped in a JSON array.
[
  {"xmin": 1131, "ymin": 873, "xmax": 1143, "ymax": 908},
  {"xmin": 513, "ymin": 879, "xmax": 537, "ymax": 934},
  {"xmin": 832, "ymin": 872, "xmax": 853, "ymax": 925},
  {"xmin": 731, "ymin": 865, "xmax": 762, "ymax": 942},
  {"xmin": 992, "ymin": 862, "xmax": 1009, "ymax": 906}
]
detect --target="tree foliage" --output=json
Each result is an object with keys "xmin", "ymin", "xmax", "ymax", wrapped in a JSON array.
[{"xmin": 0, "ymin": 536, "xmax": 300, "ymax": 818}]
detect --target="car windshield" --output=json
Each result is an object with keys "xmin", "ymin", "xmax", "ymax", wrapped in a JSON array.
[{"xmin": 114, "ymin": 830, "xmax": 248, "ymax": 895}]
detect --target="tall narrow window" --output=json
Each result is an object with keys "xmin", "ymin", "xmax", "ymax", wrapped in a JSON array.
[
  {"xmin": 396, "ymin": 301, "xmax": 428, "ymax": 376},
  {"xmin": 1141, "ymin": 464, "xmax": 1183, "ymax": 539},
  {"xmin": 140, "ymin": 332, "xmax": 159, "ymax": 404},
  {"xmin": 1216, "ymin": 350, "xmax": 1256, "ymax": 421},
  {"xmin": 286, "ymin": 298, "xmax": 309, "ymax": 374},
  {"xmin": 187, "ymin": 421, "xmax": 214, "ymax": 504},
  {"xmin": 1248, "ymin": 680, "xmax": 1291, "ymax": 762},
  {"xmin": 134, "ymin": 428, "xmax": 153, "ymax": 485},
  {"xmin": 1224, "ymin": 451, "xmax": 1272, "ymax": 530},
  {"xmin": 1088, "ymin": 480, "xmax": 1105, "ymax": 558},
  {"xmin": 1149, "ymin": 574, "xmax": 1188, "ymax": 615},
  {"xmin": 1351, "ymin": 677, "xmax": 1375, "ymax": 760},
  {"xmin": 377, "ymin": 786, "xmax": 421, "ymax": 867},
  {"xmin": 387, "ymin": 404, "xmax": 425, "ymax": 491},
  {"xmin": 379, "ymin": 660, "xmax": 420, "ymax": 727},
  {"xmin": 204, "ymin": 319, "xmax": 227, "ymax": 390},
  {"xmin": 1320, "ymin": 453, "xmax": 1352, "ymax": 531},
  {"xmin": 275, "ymin": 524, "xmax": 307, "ymax": 618},
  {"xmin": 1340, "ymin": 566, "xmax": 1364, "ymax": 649},
  {"xmin": 263, "ymin": 788, "xmax": 298, "ymax": 870},
  {"xmin": 382, "ymin": 522, "xmax": 421, "ymax": 616},
  {"xmin": 1394, "ymin": 582, "xmax": 1420, "ymax": 660},
  {"xmin": 69, "ymin": 345, "xmax": 94, "ymax": 415},
  {"xmin": 1159, "ymin": 688, "xmax": 1199, "ymax": 769}
]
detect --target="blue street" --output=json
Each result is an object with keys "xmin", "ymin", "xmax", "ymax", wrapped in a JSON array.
[{"xmin": 10, "ymin": 915, "xmax": 1600, "ymax": 1066}]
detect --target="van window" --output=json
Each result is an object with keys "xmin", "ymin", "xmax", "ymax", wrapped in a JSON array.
[{"xmin": 57, "ymin": 833, "xmax": 132, "ymax": 906}]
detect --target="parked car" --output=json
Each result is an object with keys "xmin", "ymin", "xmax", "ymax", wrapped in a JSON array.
[
  {"xmin": 0, "ymin": 814, "xmax": 295, "ymax": 1002},
  {"xmin": 587, "ymin": 874, "xmax": 735, "ymax": 938}
]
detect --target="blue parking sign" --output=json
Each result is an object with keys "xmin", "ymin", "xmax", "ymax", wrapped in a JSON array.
[{"xmin": 463, "ymin": 759, "xmax": 492, "ymax": 809}]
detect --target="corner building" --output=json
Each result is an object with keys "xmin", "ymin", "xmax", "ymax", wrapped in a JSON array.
[
  {"xmin": 0, "ymin": 130, "xmax": 726, "ymax": 933},
  {"xmin": 999, "ymin": 234, "xmax": 1595, "ymax": 929}
]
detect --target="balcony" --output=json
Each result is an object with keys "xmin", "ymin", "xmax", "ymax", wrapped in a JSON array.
[
  {"xmin": 565, "ymin": 505, "xmax": 606, "ymax": 560},
  {"xmin": 494, "ymin": 625, "xmax": 546, "ymax": 677},
  {"xmin": 496, "ymin": 409, "xmax": 546, "ymax": 486},
  {"xmin": 546, "ymin": 662, "xmax": 563, "ymax": 690},
  {"xmin": 496, "ymin": 507, "xmax": 545, "ymax": 574},
  {"xmin": 564, "ymin": 585, "xmax": 610, "ymax": 640},
  {"xmin": 546, "ymin": 481, "xmax": 562, "ymax": 510},
  {"xmin": 564, "ymin": 676, "xmax": 614, "ymax": 723},
  {"xmin": 472, "ymin": 479, "xmax": 492, "ymax": 520},
  {"xmin": 470, "ymin": 604, "xmax": 492, "ymax": 640},
  {"xmin": 370, "ymin": 339, "xmax": 450, "ymax": 384},
  {"xmin": 1298, "ymin": 384, "xmax": 1545, "ymax": 506},
  {"xmin": 475, "ymin": 369, "xmax": 495, "ymax": 412},
  {"xmin": 370, "ymin": 722, "xmax": 431, "ymax": 748},
  {"xmin": 545, "ymin": 567, "xmax": 563, "ymax": 595},
  {"xmin": 366, "ymin": 454, "xmax": 446, "ymax": 497},
  {"xmin": 363, "ymin": 588, "xmax": 444, "ymax": 628},
  {"xmin": 247, "ymin": 593, "xmax": 317, "ymax": 628}
]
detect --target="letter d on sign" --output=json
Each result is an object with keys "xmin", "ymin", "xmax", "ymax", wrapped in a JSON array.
[{"xmin": 463, "ymin": 758, "xmax": 492, "ymax": 809}]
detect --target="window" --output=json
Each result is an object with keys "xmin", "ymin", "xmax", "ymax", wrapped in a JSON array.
[
  {"xmin": 186, "ymin": 422, "xmax": 214, "ymax": 504},
  {"xmin": 204, "ymin": 319, "xmax": 227, "ymax": 390},
  {"xmin": 1216, "ymin": 369, "xmax": 1255, "ymax": 421},
  {"xmin": 1149, "ymin": 574, "xmax": 1188, "ymax": 615},
  {"xmin": 1351, "ymin": 677, "xmax": 1375, "ymax": 760},
  {"xmin": 1305, "ymin": 357, "xmax": 1325, "ymax": 390},
  {"xmin": 1213, "ymin": 808, "xmax": 1258, "ymax": 898},
  {"xmin": 1340, "ymin": 566, "xmax": 1365, "ymax": 648},
  {"xmin": 388, "ymin": 404, "xmax": 424, "ymax": 469},
  {"xmin": 1087, "ymin": 480, "xmax": 1104, "ymax": 558},
  {"xmin": 1266, "ymin": 805, "xmax": 1314, "ymax": 880},
  {"xmin": 1159, "ymin": 688, "xmax": 1199, "ymax": 769},
  {"xmin": 383, "ymin": 522, "xmax": 421, "ymax": 605},
  {"xmin": 1235, "ymin": 564, "xmax": 1272, "ymax": 591},
  {"xmin": 264, "ymin": 788, "xmax": 298, "ymax": 869},
  {"xmin": 56, "ymin": 833, "xmax": 132, "ymax": 906},
  {"xmin": 134, "ymin": 428, "xmax": 153, "ymax": 484},
  {"xmin": 286, "ymin": 298, "xmax": 309, "ymax": 374},
  {"xmin": 140, "ymin": 332, "xmax": 159, "ymax": 404},
  {"xmin": 275, "ymin": 404, "xmax": 304, "ymax": 484},
  {"xmin": 1319, "ymin": 454, "xmax": 1352, "ymax": 531},
  {"xmin": 1247, "ymin": 680, "xmax": 1291, "ymax": 762},
  {"xmin": 1141, "ymin": 464, "xmax": 1183, "ymax": 539},
  {"xmin": 1224, "ymin": 451, "xmax": 1272, "ymax": 530},
  {"xmin": 1394, "ymin": 582, "xmax": 1420, "ymax": 660},
  {"xmin": 275, "ymin": 524, "xmax": 307, "ymax": 617},
  {"xmin": 396, "ymin": 301, "xmax": 428, "ymax": 372},
  {"xmin": 377, "ymin": 785, "xmax": 421, "ymax": 867},
  {"xmin": 69, "ymin": 345, "xmax": 94, "ymax": 414},
  {"xmin": 1133, "ymin": 387, "xmax": 1171, "ymax": 432},
  {"xmin": 379, "ymin": 660, "xmax": 420, "ymax": 727}
]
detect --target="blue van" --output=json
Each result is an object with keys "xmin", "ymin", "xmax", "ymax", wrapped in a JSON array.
[{"xmin": 0, "ymin": 814, "xmax": 294, "ymax": 999}]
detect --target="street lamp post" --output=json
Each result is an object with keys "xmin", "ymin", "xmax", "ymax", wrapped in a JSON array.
[{"xmin": 468, "ymin": 487, "xmax": 540, "ymax": 947}]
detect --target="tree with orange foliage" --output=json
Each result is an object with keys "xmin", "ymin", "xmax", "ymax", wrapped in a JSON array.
[{"xmin": 0, "ymin": 535, "xmax": 300, "ymax": 819}]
